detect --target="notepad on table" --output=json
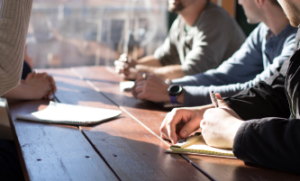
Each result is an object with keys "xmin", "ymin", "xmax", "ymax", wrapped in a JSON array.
[
  {"xmin": 15, "ymin": 101, "xmax": 122, "ymax": 126},
  {"xmin": 166, "ymin": 132, "xmax": 235, "ymax": 158}
]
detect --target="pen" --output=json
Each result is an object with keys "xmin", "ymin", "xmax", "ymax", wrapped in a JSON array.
[{"xmin": 210, "ymin": 91, "xmax": 219, "ymax": 108}]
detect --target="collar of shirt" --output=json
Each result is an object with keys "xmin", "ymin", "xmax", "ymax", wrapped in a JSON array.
[{"xmin": 265, "ymin": 23, "xmax": 295, "ymax": 42}]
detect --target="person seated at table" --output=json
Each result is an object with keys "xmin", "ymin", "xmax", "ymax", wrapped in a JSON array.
[
  {"xmin": 22, "ymin": 44, "xmax": 33, "ymax": 80},
  {"xmin": 0, "ymin": 0, "xmax": 33, "ymax": 180},
  {"xmin": 114, "ymin": 0, "xmax": 245, "ymax": 80},
  {"xmin": 1, "ymin": 45, "xmax": 57, "ymax": 101},
  {"xmin": 132, "ymin": 0, "xmax": 296, "ymax": 107},
  {"xmin": 160, "ymin": 0, "xmax": 300, "ymax": 175}
]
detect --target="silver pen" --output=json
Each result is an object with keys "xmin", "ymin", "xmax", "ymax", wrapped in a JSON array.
[{"xmin": 210, "ymin": 91, "xmax": 219, "ymax": 108}]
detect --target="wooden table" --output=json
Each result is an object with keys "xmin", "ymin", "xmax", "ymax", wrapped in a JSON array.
[{"xmin": 8, "ymin": 66, "xmax": 300, "ymax": 181}]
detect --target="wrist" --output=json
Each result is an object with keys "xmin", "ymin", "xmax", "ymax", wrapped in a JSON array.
[
  {"xmin": 23, "ymin": 83, "xmax": 35, "ymax": 99},
  {"xmin": 165, "ymin": 79, "xmax": 172, "ymax": 85},
  {"xmin": 163, "ymin": 84, "xmax": 171, "ymax": 102},
  {"xmin": 136, "ymin": 65, "xmax": 155, "ymax": 74},
  {"xmin": 167, "ymin": 85, "xmax": 183, "ymax": 104},
  {"xmin": 229, "ymin": 119, "xmax": 244, "ymax": 148},
  {"xmin": 176, "ymin": 89, "xmax": 184, "ymax": 104}
]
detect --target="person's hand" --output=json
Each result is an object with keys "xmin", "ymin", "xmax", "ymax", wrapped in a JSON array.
[
  {"xmin": 132, "ymin": 73, "xmax": 170, "ymax": 102},
  {"xmin": 201, "ymin": 93, "xmax": 244, "ymax": 149},
  {"xmin": 23, "ymin": 72, "xmax": 57, "ymax": 99},
  {"xmin": 160, "ymin": 105, "xmax": 213, "ymax": 144},
  {"xmin": 114, "ymin": 53, "xmax": 138, "ymax": 80}
]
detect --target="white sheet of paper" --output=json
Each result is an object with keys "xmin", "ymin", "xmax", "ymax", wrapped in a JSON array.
[{"xmin": 15, "ymin": 101, "xmax": 122, "ymax": 125}]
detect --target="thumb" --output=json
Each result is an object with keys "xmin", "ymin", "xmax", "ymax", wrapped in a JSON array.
[{"xmin": 215, "ymin": 93, "xmax": 230, "ymax": 109}]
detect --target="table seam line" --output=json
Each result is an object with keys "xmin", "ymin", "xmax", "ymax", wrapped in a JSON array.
[
  {"xmin": 79, "ymin": 126, "xmax": 122, "ymax": 181},
  {"xmin": 70, "ymin": 67, "xmax": 216, "ymax": 181},
  {"xmin": 53, "ymin": 70, "xmax": 121, "ymax": 181}
]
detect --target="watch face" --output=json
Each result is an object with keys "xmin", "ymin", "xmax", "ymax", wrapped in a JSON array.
[{"xmin": 168, "ymin": 85, "xmax": 182, "ymax": 96}]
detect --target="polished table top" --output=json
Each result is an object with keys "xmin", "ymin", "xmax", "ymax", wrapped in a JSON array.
[{"xmin": 8, "ymin": 66, "xmax": 300, "ymax": 181}]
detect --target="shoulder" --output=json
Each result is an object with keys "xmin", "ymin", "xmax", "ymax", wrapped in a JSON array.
[
  {"xmin": 246, "ymin": 23, "xmax": 267, "ymax": 41},
  {"xmin": 281, "ymin": 25, "xmax": 298, "ymax": 45},
  {"xmin": 196, "ymin": 3, "xmax": 236, "ymax": 26},
  {"xmin": 169, "ymin": 16, "xmax": 182, "ymax": 32},
  {"xmin": 194, "ymin": 3, "xmax": 243, "ymax": 35}
]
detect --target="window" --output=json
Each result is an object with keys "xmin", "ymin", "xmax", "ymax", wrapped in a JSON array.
[{"xmin": 27, "ymin": 0, "xmax": 168, "ymax": 68}]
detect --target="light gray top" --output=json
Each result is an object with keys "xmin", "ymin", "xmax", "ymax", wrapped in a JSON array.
[
  {"xmin": 0, "ymin": 0, "xmax": 33, "ymax": 96},
  {"xmin": 154, "ymin": 2, "xmax": 246, "ymax": 75}
]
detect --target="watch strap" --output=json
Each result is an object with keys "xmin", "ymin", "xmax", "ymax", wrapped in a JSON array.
[{"xmin": 170, "ymin": 95, "xmax": 178, "ymax": 104}]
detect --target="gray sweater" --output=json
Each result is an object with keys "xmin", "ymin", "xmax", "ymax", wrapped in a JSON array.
[
  {"xmin": 154, "ymin": 2, "xmax": 246, "ymax": 75},
  {"xmin": 0, "ymin": 0, "xmax": 33, "ymax": 96}
]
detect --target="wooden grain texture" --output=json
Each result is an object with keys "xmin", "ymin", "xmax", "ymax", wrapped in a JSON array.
[
  {"xmin": 45, "ymin": 68, "xmax": 209, "ymax": 181},
  {"xmin": 72, "ymin": 66, "xmax": 169, "ymax": 136},
  {"xmin": 8, "ymin": 100, "xmax": 118, "ymax": 181},
  {"xmin": 72, "ymin": 66, "xmax": 300, "ymax": 181}
]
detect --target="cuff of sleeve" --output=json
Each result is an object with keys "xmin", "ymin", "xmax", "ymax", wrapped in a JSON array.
[
  {"xmin": 171, "ymin": 76, "xmax": 196, "ymax": 86},
  {"xmin": 183, "ymin": 86, "xmax": 212, "ymax": 107},
  {"xmin": 153, "ymin": 50, "xmax": 167, "ymax": 66},
  {"xmin": 181, "ymin": 64, "xmax": 195, "ymax": 75},
  {"xmin": 233, "ymin": 121, "xmax": 248, "ymax": 160},
  {"xmin": 224, "ymin": 97, "xmax": 244, "ymax": 118}
]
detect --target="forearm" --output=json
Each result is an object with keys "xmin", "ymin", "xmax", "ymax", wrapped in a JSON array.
[
  {"xmin": 181, "ymin": 84, "xmax": 239, "ymax": 106},
  {"xmin": 181, "ymin": 78, "xmax": 276, "ymax": 107},
  {"xmin": 225, "ymin": 78, "xmax": 289, "ymax": 120},
  {"xmin": 136, "ymin": 65, "xmax": 185, "ymax": 80},
  {"xmin": 234, "ymin": 118, "xmax": 300, "ymax": 175},
  {"xmin": 137, "ymin": 55, "xmax": 162, "ymax": 67},
  {"xmin": 0, "ymin": 0, "xmax": 33, "ymax": 96},
  {"xmin": 2, "ymin": 83, "xmax": 32, "ymax": 100}
]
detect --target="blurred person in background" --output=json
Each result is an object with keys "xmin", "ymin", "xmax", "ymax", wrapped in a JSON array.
[
  {"xmin": 0, "ymin": 0, "xmax": 34, "ymax": 180},
  {"xmin": 115, "ymin": 0, "xmax": 245, "ymax": 80},
  {"xmin": 132, "ymin": 0, "xmax": 296, "ymax": 107},
  {"xmin": 2, "ymin": 44, "xmax": 56, "ymax": 101}
]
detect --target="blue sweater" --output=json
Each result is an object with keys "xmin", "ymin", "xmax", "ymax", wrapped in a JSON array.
[{"xmin": 172, "ymin": 23, "xmax": 297, "ymax": 106}]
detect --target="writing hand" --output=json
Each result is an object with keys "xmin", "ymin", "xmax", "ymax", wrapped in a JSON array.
[
  {"xmin": 201, "ymin": 93, "xmax": 243, "ymax": 149},
  {"xmin": 160, "ymin": 105, "xmax": 213, "ymax": 144}
]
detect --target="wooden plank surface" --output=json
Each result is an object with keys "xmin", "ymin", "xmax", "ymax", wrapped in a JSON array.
[
  {"xmin": 71, "ymin": 66, "xmax": 169, "ymax": 136},
  {"xmin": 72, "ymin": 66, "xmax": 300, "ymax": 181},
  {"xmin": 8, "ymin": 100, "xmax": 118, "ymax": 181},
  {"xmin": 45, "ymin": 68, "xmax": 210, "ymax": 181}
]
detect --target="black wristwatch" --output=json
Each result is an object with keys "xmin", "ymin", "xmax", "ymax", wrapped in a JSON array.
[{"xmin": 167, "ymin": 85, "xmax": 183, "ymax": 104}]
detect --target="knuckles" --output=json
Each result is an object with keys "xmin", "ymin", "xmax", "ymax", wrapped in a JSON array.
[{"xmin": 172, "ymin": 108, "xmax": 182, "ymax": 115}]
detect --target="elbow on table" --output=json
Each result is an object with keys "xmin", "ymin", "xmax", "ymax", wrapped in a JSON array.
[{"xmin": 0, "ymin": 71, "xmax": 22, "ymax": 96}]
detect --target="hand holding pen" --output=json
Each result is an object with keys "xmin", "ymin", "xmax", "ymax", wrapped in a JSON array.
[
  {"xmin": 210, "ymin": 91, "xmax": 219, "ymax": 108},
  {"xmin": 208, "ymin": 91, "xmax": 241, "ymax": 119}
]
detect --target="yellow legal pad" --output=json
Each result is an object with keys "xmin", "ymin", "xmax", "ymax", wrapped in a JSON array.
[{"xmin": 166, "ymin": 132, "xmax": 235, "ymax": 158}]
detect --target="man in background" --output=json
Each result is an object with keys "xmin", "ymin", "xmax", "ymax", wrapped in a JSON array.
[{"xmin": 115, "ymin": 0, "xmax": 245, "ymax": 80}]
